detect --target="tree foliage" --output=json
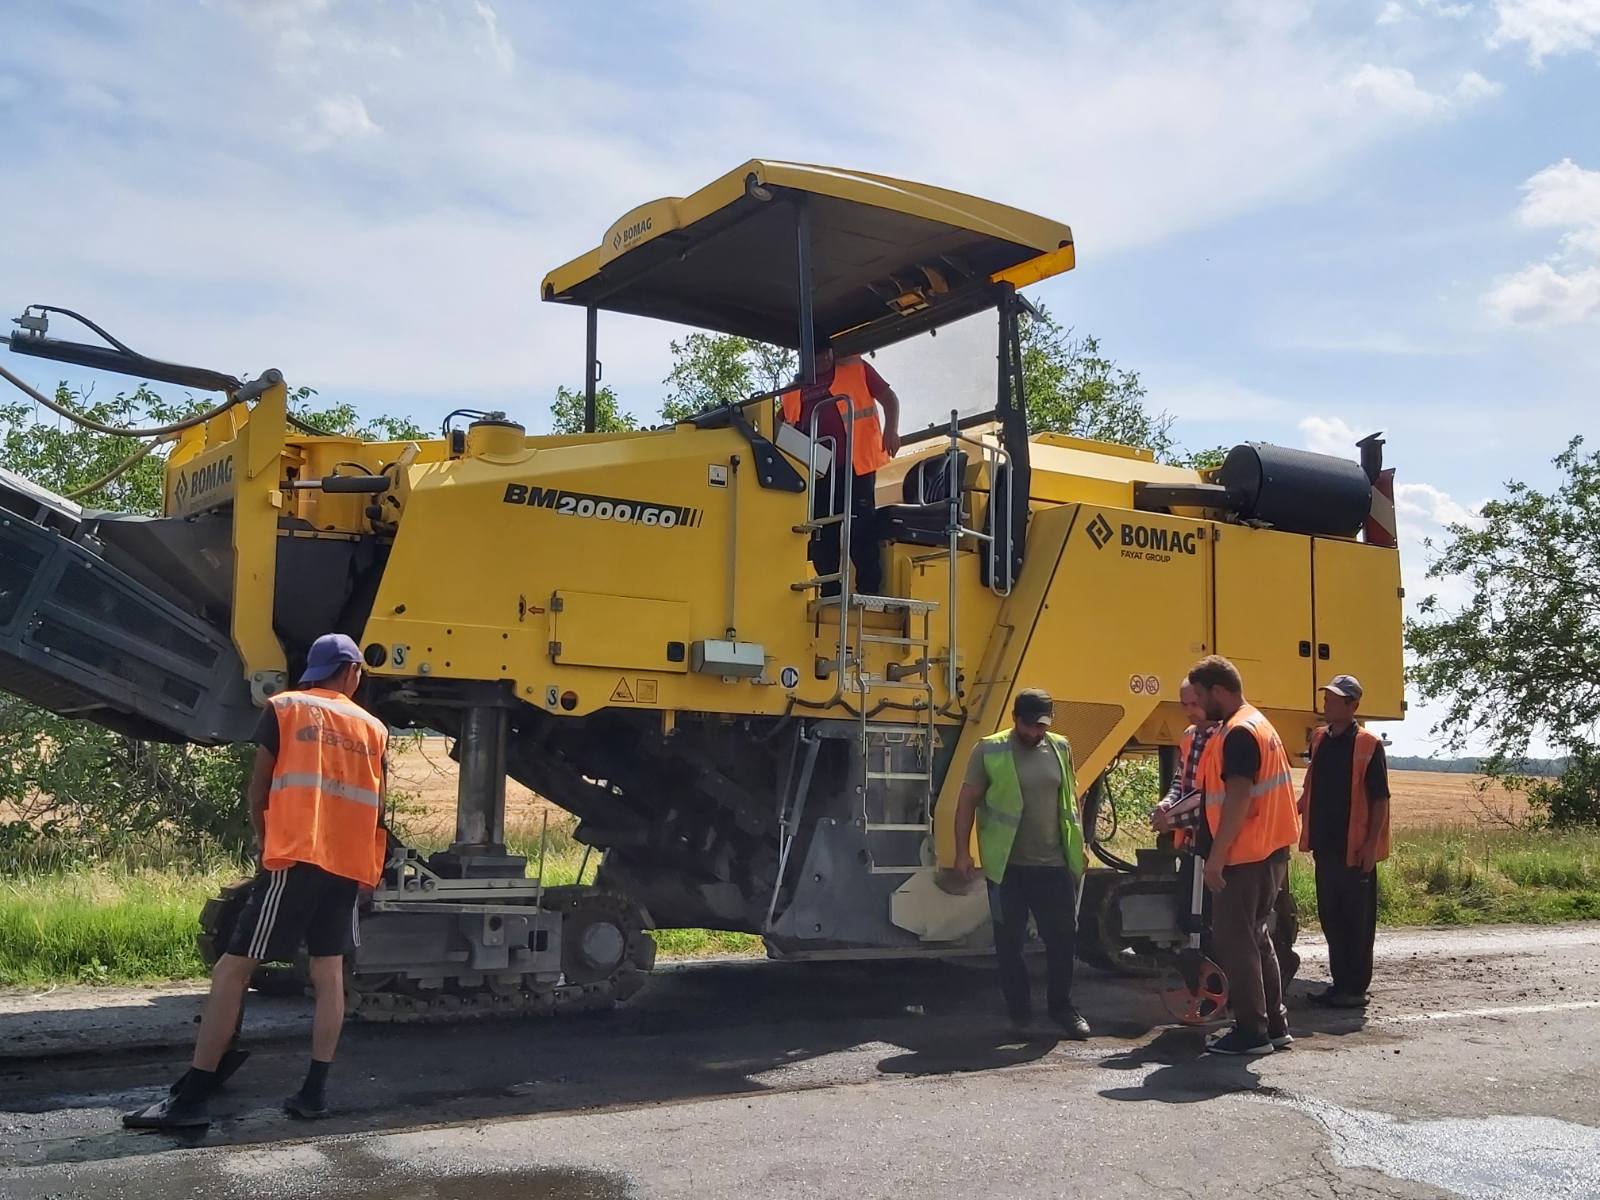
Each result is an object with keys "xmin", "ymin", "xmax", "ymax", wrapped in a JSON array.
[
  {"xmin": 0, "ymin": 380, "xmax": 424, "ymax": 865},
  {"xmin": 1020, "ymin": 304, "xmax": 1174, "ymax": 457},
  {"xmin": 1405, "ymin": 437, "xmax": 1600, "ymax": 826},
  {"xmin": 660, "ymin": 333, "xmax": 795, "ymax": 423},
  {"xmin": 548, "ymin": 384, "xmax": 637, "ymax": 434}
]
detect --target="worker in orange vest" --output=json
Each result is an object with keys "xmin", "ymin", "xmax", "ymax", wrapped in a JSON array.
[
  {"xmin": 1189, "ymin": 654, "xmax": 1301, "ymax": 1056},
  {"xmin": 124, "ymin": 633, "xmax": 388, "ymax": 1132},
  {"xmin": 780, "ymin": 333, "xmax": 901, "ymax": 596},
  {"xmin": 1299, "ymin": 674, "xmax": 1390, "ymax": 1009}
]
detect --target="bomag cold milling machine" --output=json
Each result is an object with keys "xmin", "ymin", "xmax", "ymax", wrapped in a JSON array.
[{"xmin": 0, "ymin": 161, "xmax": 1403, "ymax": 1018}]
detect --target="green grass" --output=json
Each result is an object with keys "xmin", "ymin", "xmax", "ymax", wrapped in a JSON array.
[
  {"xmin": 0, "ymin": 817, "xmax": 760, "ymax": 988},
  {"xmin": 0, "ymin": 864, "xmax": 237, "ymax": 987},
  {"xmin": 6, "ymin": 824, "xmax": 1593, "ymax": 989},
  {"xmin": 1287, "ymin": 825, "xmax": 1600, "ymax": 926}
]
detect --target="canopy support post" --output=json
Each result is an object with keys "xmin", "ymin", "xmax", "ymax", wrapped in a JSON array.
[
  {"xmin": 584, "ymin": 305, "xmax": 599, "ymax": 433},
  {"xmin": 795, "ymin": 196, "xmax": 816, "ymax": 384}
]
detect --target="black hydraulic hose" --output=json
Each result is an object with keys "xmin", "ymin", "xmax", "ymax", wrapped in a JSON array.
[{"xmin": 25, "ymin": 304, "xmax": 140, "ymax": 356}]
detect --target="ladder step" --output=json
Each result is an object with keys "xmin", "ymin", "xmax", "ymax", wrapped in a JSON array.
[
  {"xmin": 864, "ymin": 822, "xmax": 932, "ymax": 832},
  {"xmin": 866, "ymin": 771, "xmax": 934, "ymax": 781},
  {"xmin": 859, "ymin": 633, "xmax": 929, "ymax": 646},
  {"xmin": 817, "ymin": 593, "xmax": 939, "ymax": 614},
  {"xmin": 868, "ymin": 864, "xmax": 925, "ymax": 875}
]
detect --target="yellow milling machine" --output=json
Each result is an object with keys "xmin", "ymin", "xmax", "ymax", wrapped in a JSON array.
[{"xmin": 0, "ymin": 161, "xmax": 1403, "ymax": 1016}]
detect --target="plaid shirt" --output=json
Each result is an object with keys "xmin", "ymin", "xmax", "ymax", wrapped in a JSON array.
[{"xmin": 1162, "ymin": 721, "xmax": 1219, "ymax": 813}]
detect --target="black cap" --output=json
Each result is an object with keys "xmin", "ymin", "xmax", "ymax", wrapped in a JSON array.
[{"xmin": 1013, "ymin": 688, "xmax": 1054, "ymax": 726}]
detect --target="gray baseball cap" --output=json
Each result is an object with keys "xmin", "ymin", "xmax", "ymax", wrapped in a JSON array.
[
  {"xmin": 1322, "ymin": 674, "xmax": 1363, "ymax": 700},
  {"xmin": 1013, "ymin": 688, "xmax": 1054, "ymax": 726}
]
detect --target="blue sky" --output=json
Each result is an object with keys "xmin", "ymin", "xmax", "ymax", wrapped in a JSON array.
[{"xmin": 3, "ymin": 0, "xmax": 1598, "ymax": 754}]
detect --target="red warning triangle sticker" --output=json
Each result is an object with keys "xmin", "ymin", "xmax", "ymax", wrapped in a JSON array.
[{"xmin": 610, "ymin": 677, "xmax": 634, "ymax": 703}]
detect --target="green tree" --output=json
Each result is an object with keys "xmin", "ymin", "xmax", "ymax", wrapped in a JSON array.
[
  {"xmin": 1405, "ymin": 437, "xmax": 1600, "ymax": 826},
  {"xmin": 0, "ymin": 380, "xmax": 426, "ymax": 865},
  {"xmin": 548, "ymin": 384, "xmax": 638, "ymax": 434},
  {"xmin": 291, "ymin": 394, "xmax": 428, "ymax": 442},
  {"xmin": 1020, "ymin": 304, "xmax": 1175, "ymax": 457},
  {"xmin": 660, "ymin": 333, "xmax": 795, "ymax": 423}
]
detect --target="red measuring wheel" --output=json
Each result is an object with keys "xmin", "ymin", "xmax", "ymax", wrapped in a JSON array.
[{"xmin": 1161, "ymin": 957, "xmax": 1229, "ymax": 1026}]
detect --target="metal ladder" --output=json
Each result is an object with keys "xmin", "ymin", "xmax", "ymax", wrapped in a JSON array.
[{"xmin": 786, "ymin": 397, "xmax": 953, "ymax": 875}]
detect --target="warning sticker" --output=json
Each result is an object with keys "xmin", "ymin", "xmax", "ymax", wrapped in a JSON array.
[
  {"xmin": 779, "ymin": 665, "xmax": 800, "ymax": 689},
  {"xmin": 1128, "ymin": 674, "xmax": 1146, "ymax": 695},
  {"xmin": 1145, "ymin": 674, "xmax": 1161, "ymax": 695},
  {"xmin": 1157, "ymin": 722, "xmax": 1172, "ymax": 741},
  {"xmin": 1129, "ymin": 673, "xmax": 1161, "ymax": 696},
  {"xmin": 636, "ymin": 678, "xmax": 659, "ymax": 704},
  {"xmin": 610, "ymin": 678, "xmax": 635, "ymax": 703}
]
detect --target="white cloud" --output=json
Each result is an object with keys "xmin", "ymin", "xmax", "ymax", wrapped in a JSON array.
[
  {"xmin": 1485, "ymin": 158, "xmax": 1600, "ymax": 325},
  {"xmin": 1518, "ymin": 158, "xmax": 1600, "ymax": 253},
  {"xmin": 1490, "ymin": 0, "xmax": 1600, "ymax": 61},
  {"xmin": 1486, "ymin": 262, "xmax": 1600, "ymax": 324},
  {"xmin": 297, "ymin": 94, "xmax": 379, "ymax": 151},
  {"xmin": 1344, "ymin": 63, "xmax": 1502, "ymax": 115},
  {"xmin": 1378, "ymin": 1, "xmax": 1409, "ymax": 22},
  {"xmin": 1300, "ymin": 415, "xmax": 1367, "ymax": 455},
  {"xmin": 1394, "ymin": 480, "xmax": 1483, "ymax": 528},
  {"xmin": 474, "ymin": 2, "xmax": 515, "ymax": 71}
]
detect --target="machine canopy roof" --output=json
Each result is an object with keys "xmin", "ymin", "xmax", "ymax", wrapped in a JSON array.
[{"xmin": 541, "ymin": 160, "xmax": 1074, "ymax": 356}]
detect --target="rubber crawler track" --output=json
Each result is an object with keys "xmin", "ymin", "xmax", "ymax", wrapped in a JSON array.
[{"xmin": 198, "ymin": 881, "xmax": 657, "ymax": 1023}]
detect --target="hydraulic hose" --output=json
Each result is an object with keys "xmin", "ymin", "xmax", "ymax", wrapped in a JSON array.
[
  {"xmin": 63, "ymin": 433, "xmax": 179, "ymax": 500},
  {"xmin": 0, "ymin": 361, "xmax": 240, "ymax": 438}
]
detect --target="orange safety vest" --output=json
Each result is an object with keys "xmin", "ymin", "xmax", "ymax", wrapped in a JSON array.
[
  {"xmin": 261, "ymin": 688, "xmax": 388, "ymax": 887},
  {"xmin": 1299, "ymin": 725, "xmax": 1389, "ymax": 867},
  {"xmin": 1197, "ymin": 702, "xmax": 1300, "ymax": 866},
  {"xmin": 780, "ymin": 359, "xmax": 891, "ymax": 476}
]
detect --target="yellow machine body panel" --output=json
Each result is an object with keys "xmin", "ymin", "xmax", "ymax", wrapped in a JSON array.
[
  {"xmin": 934, "ymin": 505, "xmax": 1214, "ymax": 866},
  {"xmin": 1312, "ymin": 538, "xmax": 1405, "ymax": 720},
  {"xmin": 551, "ymin": 592, "xmax": 692, "ymax": 676},
  {"xmin": 1214, "ymin": 525, "xmax": 1316, "ymax": 714}
]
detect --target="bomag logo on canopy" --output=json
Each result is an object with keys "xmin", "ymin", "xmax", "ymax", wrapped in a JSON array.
[
  {"xmin": 1086, "ymin": 516, "xmax": 1198, "ymax": 565},
  {"xmin": 610, "ymin": 216, "xmax": 653, "ymax": 251}
]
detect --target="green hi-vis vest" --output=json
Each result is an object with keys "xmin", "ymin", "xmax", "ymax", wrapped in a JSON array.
[{"xmin": 976, "ymin": 730, "xmax": 1085, "ymax": 883}]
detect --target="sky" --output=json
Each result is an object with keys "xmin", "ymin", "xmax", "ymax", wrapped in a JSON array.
[{"xmin": 2, "ymin": 0, "xmax": 1598, "ymax": 755}]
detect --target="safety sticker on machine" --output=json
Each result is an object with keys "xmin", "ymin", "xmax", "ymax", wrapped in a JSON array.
[
  {"xmin": 779, "ymin": 666, "xmax": 800, "ymax": 689},
  {"xmin": 636, "ymin": 679, "xmax": 659, "ymax": 703},
  {"xmin": 1129, "ymin": 673, "xmax": 1160, "ymax": 695},
  {"xmin": 611, "ymin": 678, "xmax": 634, "ymax": 702}
]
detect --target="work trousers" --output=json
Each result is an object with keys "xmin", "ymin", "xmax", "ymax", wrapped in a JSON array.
[
  {"xmin": 1314, "ymin": 854, "xmax": 1378, "ymax": 997},
  {"xmin": 811, "ymin": 467, "xmax": 881, "ymax": 596},
  {"xmin": 1212, "ymin": 852, "xmax": 1289, "ymax": 1040},
  {"xmin": 988, "ymin": 864, "xmax": 1078, "ymax": 1020}
]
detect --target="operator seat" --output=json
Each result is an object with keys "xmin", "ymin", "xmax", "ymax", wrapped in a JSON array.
[{"xmin": 877, "ymin": 450, "xmax": 969, "ymax": 546}]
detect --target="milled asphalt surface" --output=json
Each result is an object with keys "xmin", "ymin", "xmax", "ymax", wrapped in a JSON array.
[{"xmin": 2, "ymin": 925, "xmax": 1599, "ymax": 1198}]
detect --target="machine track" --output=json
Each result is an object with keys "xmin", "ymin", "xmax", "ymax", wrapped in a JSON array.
[{"xmin": 198, "ymin": 880, "xmax": 657, "ymax": 1023}]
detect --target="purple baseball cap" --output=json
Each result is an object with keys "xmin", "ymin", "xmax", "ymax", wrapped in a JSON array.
[{"xmin": 299, "ymin": 633, "xmax": 363, "ymax": 685}]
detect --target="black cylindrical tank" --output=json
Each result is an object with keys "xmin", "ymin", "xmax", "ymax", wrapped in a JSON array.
[{"xmin": 1216, "ymin": 442, "xmax": 1371, "ymax": 537}]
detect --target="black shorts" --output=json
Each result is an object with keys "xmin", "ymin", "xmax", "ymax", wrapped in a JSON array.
[{"xmin": 226, "ymin": 862, "xmax": 361, "ymax": 962}]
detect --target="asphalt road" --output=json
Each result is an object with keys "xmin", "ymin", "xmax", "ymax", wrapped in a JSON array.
[{"xmin": 2, "ymin": 925, "xmax": 1599, "ymax": 1199}]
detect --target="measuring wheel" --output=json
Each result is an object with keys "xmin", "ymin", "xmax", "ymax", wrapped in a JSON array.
[{"xmin": 1161, "ymin": 956, "xmax": 1228, "ymax": 1026}]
